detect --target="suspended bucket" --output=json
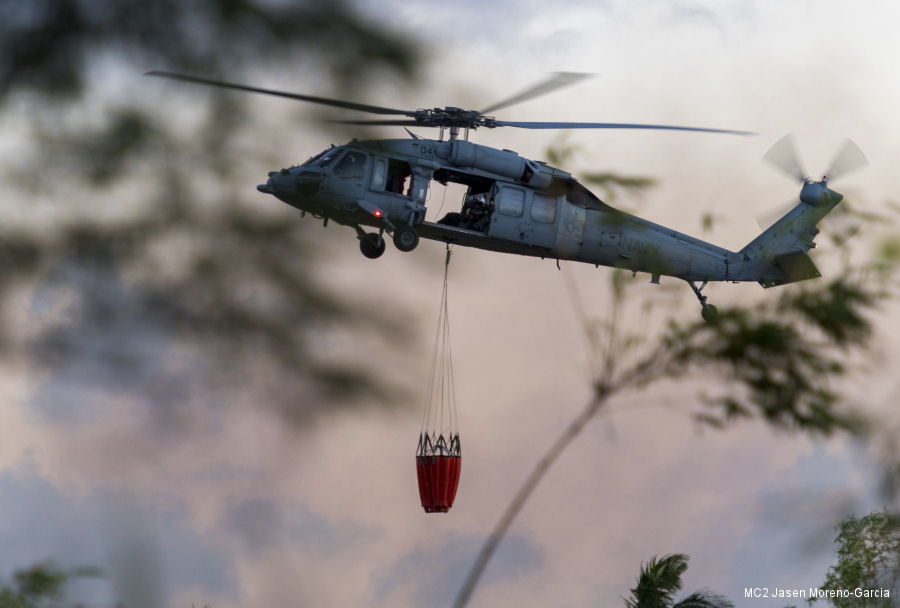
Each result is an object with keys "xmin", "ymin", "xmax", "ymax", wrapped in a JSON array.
[
  {"xmin": 417, "ymin": 245, "xmax": 462, "ymax": 513},
  {"xmin": 416, "ymin": 433, "xmax": 461, "ymax": 513}
]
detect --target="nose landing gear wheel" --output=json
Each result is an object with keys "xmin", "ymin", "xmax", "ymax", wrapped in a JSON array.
[
  {"xmin": 360, "ymin": 232, "xmax": 386, "ymax": 259},
  {"xmin": 392, "ymin": 225, "xmax": 419, "ymax": 252}
]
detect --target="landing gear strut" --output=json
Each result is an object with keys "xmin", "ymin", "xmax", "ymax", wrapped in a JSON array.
[
  {"xmin": 688, "ymin": 280, "xmax": 718, "ymax": 323},
  {"xmin": 358, "ymin": 230, "xmax": 386, "ymax": 259}
]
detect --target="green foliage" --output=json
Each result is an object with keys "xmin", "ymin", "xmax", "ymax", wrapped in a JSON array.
[
  {"xmin": 779, "ymin": 278, "xmax": 874, "ymax": 347},
  {"xmin": 580, "ymin": 171, "xmax": 658, "ymax": 201},
  {"xmin": 658, "ymin": 275, "xmax": 876, "ymax": 434},
  {"xmin": 873, "ymin": 234, "xmax": 900, "ymax": 277},
  {"xmin": 812, "ymin": 510, "xmax": 900, "ymax": 608},
  {"xmin": 625, "ymin": 554, "xmax": 733, "ymax": 608},
  {"xmin": 0, "ymin": 562, "xmax": 67, "ymax": 608}
]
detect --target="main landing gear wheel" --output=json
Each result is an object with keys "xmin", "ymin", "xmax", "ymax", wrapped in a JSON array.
[
  {"xmin": 359, "ymin": 232, "xmax": 386, "ymax": 259},
  {"xmin": 392, "ymin": 225, "xmax": 419, "ymax": 252}
]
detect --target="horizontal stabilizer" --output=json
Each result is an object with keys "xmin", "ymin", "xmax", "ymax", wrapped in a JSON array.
[{"xmin": 760, "ymin": 251, "xmax": 821, "ymax": 288}]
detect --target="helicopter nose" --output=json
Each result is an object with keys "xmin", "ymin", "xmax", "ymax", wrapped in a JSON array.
[{"xmin": 257, "ymin": 177, "xmax": 275, "ymax": 194}]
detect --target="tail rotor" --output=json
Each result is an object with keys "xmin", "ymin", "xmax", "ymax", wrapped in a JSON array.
[
  {"xmin": 759, "ymin": 134, "xmax": 868, "ymax": 248},
  {"xmin": 824, "ymin": 138, "xmax": 868, "ymax": 183},
  {"xmin": 763, "ymin": 133, "xmax": 808, "ymax": 183}
]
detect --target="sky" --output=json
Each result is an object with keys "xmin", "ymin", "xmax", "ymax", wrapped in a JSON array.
[{"xmin": 3, "ymin": 1, "xmax": 900, "ymax": 606}]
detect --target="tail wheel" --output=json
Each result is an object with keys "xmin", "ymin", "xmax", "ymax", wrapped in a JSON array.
[
  {"xmin": 701, "ymin": 303, "xmax": 718, "ymax": 323},
  {"xmin": 393, "ymin": 225, "xmax": 419, "ymax": 252},
  {"xmin": 360, "ymin": 232, "xmax": 386, "ymax": 259}
]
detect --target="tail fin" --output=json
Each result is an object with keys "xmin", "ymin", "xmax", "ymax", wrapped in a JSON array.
[{"xmin": 738, "ymin": 180, "xmax": 843, "ymax": 287}]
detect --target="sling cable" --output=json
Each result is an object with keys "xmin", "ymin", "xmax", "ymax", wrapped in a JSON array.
[{"xmin": 416, "ymin": 245, "xmax": 462, "ymax": 513}]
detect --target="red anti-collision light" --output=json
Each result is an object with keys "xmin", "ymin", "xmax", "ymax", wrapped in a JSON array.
[{"xmin": 374, "ymin": 209, "xmax": 383, "ymax": 218}]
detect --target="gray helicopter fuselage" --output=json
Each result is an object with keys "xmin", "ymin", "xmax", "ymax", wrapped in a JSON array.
[
  {"xmin": 258, "ymin": 137, "xmax": 840, "ymax": 287},
  {"xmin": 258, "ymin": 138, "xmax": 750, "ymax": 282}
]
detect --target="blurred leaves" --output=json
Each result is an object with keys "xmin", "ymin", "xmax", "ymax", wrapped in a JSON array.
[
  {"xmin": 0, "ymin": 0, "xmax": 422, "ymax": 426},
  {"xmin": 0, "ymin": 562, "xmax": 67, "ymax": 607},
  {"xmin": 0, "ymin": 562, "xmax": 103, "ymax": 607},
  {"xmin": 660, "ymin": 285, "xmax": 869, "ymax": 434},
  {"xmin": 581, "ymin": 171, "xmax": 657, "ymax": 202},
  {"xmin": 0, "ymin": 0, "xmax": 419, "ymax": 102}
]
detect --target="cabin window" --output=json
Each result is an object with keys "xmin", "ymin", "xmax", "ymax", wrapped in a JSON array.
[
  {"xmin": 334, "ymin": 151, "xmax": 366, "ymax": 179},
  {"xmin": 497, "ymin": 188, "xmax": 524, "ymax": 217},
  {"xmin": 371, "ymin": 158, "xmax": 387, "ymax": 189},
  {"xmin": 531, "ymin": 193, "xmax": 557, "ymax": 223}
]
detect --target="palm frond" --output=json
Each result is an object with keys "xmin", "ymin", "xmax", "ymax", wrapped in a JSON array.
[
  {"xmin": 672, "ymin": 590, "xmax": 735, "ymax": 608},
  {"xmin": 626, "ymin": 554, "xmax": 689, "ymax": 608}
]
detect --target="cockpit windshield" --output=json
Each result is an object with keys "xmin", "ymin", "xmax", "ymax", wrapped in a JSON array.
[
  {"xmin": 301, "ymin": 147, "xmax": 343, "ymax": 168},
  {"xmin": 301, "ymin": 150, "xmax": 327, "ymax": 166},
  {"xmin": 314, "ymin": 151, "xmax": 341, "ymax": 168}
]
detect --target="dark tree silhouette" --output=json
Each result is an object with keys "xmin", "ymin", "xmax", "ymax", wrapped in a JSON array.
[{"xmin": 0, "ymin": 0, "xmax": 421, "ymax": 425}]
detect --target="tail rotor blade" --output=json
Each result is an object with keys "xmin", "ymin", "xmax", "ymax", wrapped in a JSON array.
[
  {"xmin": 825, "ymin": 138, "xmax": 868, "ymax": 182},
  {"xmin": 764, "ymin": 134, "xmax": 807, "ymax": 183}
]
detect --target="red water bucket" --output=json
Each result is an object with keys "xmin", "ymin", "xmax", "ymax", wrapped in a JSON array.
[{"xmin": 416, "ymin": 454, "xmax": 462, "ymax": 513}]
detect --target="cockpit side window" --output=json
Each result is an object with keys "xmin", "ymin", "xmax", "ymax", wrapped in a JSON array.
[{"xmin": 334, "ymin": 151, "xmax": 366, "ymax": 179}]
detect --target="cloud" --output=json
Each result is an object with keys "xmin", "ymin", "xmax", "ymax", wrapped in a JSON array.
[
  {"xmin": 222, "ymin": 495, "xmax": 381, "ymax": 557},
  {"xmin": 0, "ymin": 466, "xmax": 238, "ymax": 606},
  {"xmin": 372, "ymin": 531, "xmax": 544, "ymax": 607}
]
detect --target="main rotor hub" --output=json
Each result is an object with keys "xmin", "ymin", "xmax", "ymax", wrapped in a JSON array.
[{"xmin": 411, "ymin": 107, "xmax": 495, "ymax": 131}]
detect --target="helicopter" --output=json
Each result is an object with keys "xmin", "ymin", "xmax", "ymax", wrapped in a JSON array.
[{"xmin": 147, "ymin": 71, "xmax": 865, "ymax": 321}]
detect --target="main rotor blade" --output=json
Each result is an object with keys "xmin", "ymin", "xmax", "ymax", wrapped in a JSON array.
[
  {"xmin": 145, "ymin": 71, "xmax": 414, "ymax": 116},
  {"xmin": 825, "ymin": 138, "xmax": 868, "ymax": 182},
  {"xmin": 479, "ymin": 72, "xmax": 592, "ymax": 115},
  {"xmin": 328, "ymin": 119, "xmax": 424, "ymax": 127},
  {"xmin": 493, "ymin": 121, "xmax": 754, "ymax": 135},
  {"xmin": 763, "ymin": 134, "xmax": 807, "ymax": 183}
]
